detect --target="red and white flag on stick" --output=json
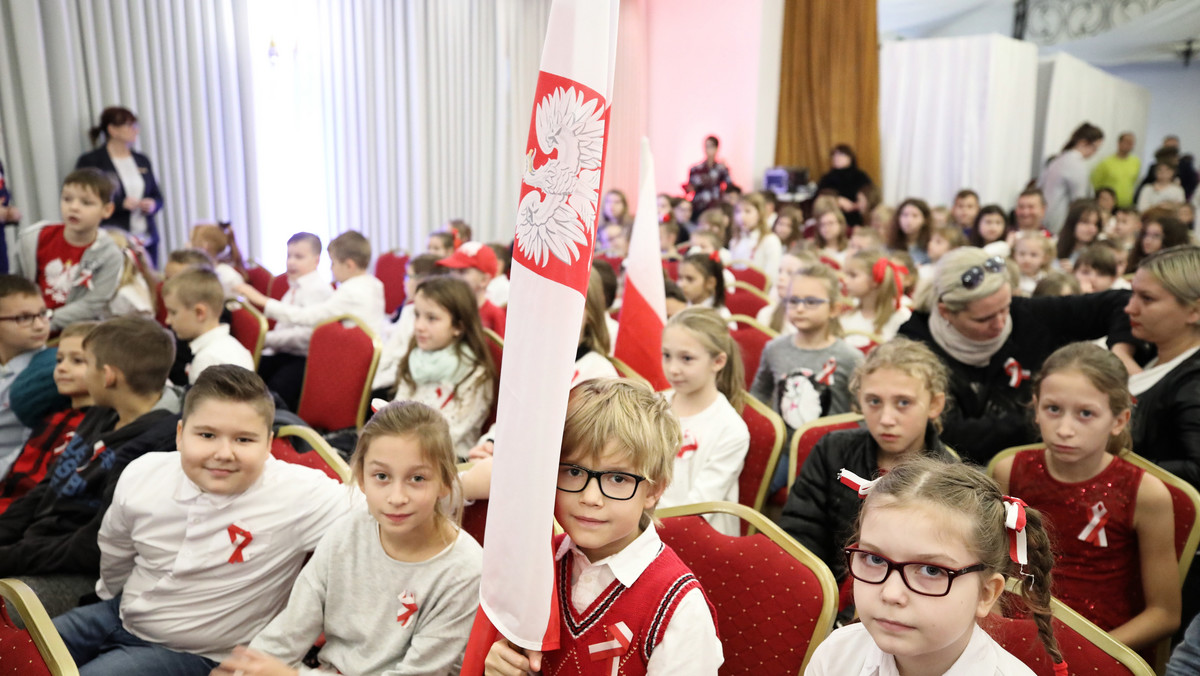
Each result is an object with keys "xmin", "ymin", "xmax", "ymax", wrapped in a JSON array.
[
  {"xmin": 460, "ymin": 0, "xmax": 619, "ymax": 672},
  {"xmin": 614, "ymin": 139, "xmax": 669, "ymax": 390}
]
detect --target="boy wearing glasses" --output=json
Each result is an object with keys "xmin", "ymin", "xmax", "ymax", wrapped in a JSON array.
[
  {"xmin": 0, "ymin": 276, "xmax": 52, "ymax": 474},
  {"xmin": 486, "ymin": 378, "xmax": 722, "ymax": 675},
  {"xmin": 13, "ymin": 168, "xmax": 124, "ymax": 331}
]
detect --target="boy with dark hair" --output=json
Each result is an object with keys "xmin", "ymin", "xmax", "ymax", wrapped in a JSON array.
[
  {"xmin": 0, "ymin": 317, "xmax": 180, "ymax": 615},
  {"xmin": 54, "ymin": 365, "xmax": 353, "ymax": 674},
  {"xmin": 0, "ymin": 275, "xmax": 52, "ymax": 474},
  {"xmin": 162, "ymin": 268, "xmax": 254, "ymax": 383},
  {"xmin": 951, "ymin": 189, "xmax": 980, "ymax": 232},
  {"xmin": 14, "ymin": 168, "xmax": 123, "ymax": 330}
]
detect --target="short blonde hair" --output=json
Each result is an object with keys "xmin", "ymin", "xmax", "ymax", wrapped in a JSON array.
[
  {"xmin": 162, "ymin": 268, "xmax": 224, "ymax": 314},
  {"xmin": 329, "ymin": 230, "xmax": 372, "ymax": 269},
  {"xmin": 849, "ymin": 337, "xmax": 949, "ymax": 430},
  {"xmin": 1138, "ymin": 245, "xmax": 1200, "ymax": 328}
]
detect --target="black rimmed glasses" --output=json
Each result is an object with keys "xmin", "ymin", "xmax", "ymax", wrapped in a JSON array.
[
  {"xmin": 0, "ymin": 308, "xmax": 53, "ymax": 327},
  {"xmin": 556, "ymin": 463, "xmax": 647, "ymax": 501},
  {"xmin": 843, "ymin": 547, "xmax": 987, "ymax": 597}
]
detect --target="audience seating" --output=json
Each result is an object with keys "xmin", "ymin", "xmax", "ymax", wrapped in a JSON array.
[
  {"xmin": 738, "ymin": 397, "xmax": 785, "ymax": 533},
  {"xmin": 267, "ymin": 272, "xmax": 290, "ymax": 302},
  {"xmin": 0, "ymin": 578, "xmax": 78, "ymax": 675},
  {"xmin": 730, "ymin": 315, "xmax": 779, "ymax": 390},
  {"xmin": 154, "ymin": 280, "xmax": 167, "ymax": 327},
  {"xmin": 375, "ymin": 250, "xmax": 409, "ymax": 315},
  {"xmin": 273, "ymin": 425, "xmax": 351, "ymax": 482},
  {"xmin": 482, "ymin": 329, "xmax": 504, "ymax": 432},
  {"xmin": 226, "ymin": 300, "xmax": 268, "ymax": 368},
  {"xmin": 728, "ymin": 261, "xmax": 769, "ymax": 292},
  {"xmin": 661, "ymin": 257, "xmax": 679, "ymax": 281},
  {"xmin": 245, "ymin": 262, "xmax": 273, "ymax": 297},
  {"xmin": 296, "ymin": 315, "xmax": 381, "ymax": 432},
  {"xmin": 595, "ymin": 254, "xmax": 624, "ymax": 274},
  {"xmin": 982, "ymin": 579, "xmax": 1155, "ymax": 676},
  {"xmin": 656, "ymin": 501, "xmax": 837, "ymax": 675},
  {"xmin": 726, "ymin": 282, "xmax": 770, "ymax": 319},
  {"xmin": 788, "ymin": 413, "xmax": 864, "ymax": 488}
]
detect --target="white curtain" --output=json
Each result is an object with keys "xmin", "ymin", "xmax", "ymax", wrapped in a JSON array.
[
  {"xmin": 1033, "ymin": 52, "xmax": 1150, "ymax": 178},
  {"xmin": 0, "ymin": 0, "xmax": 257, "ymax": 259},
  {"xmin": 879, "ymin": 34, "xmax": 1038, "ymax": 209}
]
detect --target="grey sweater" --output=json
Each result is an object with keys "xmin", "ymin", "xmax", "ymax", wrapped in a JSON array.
[
  {"xmin": 15, "ymin": 221, "xmax": 123, "ymax": 330},
  {"xmin": 749, "ymin": 335, "xmax": 863, "ymax": 428},
  {"xmin": 250, "ymin": 510, "xmax": 483, "ymax": 676}
]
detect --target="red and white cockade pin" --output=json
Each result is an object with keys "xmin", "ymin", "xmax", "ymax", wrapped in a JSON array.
[
  {"xmin": 1077, "ymin": 501, "xmax": 1109, "ymax": 547},
  {"xmin": 676, "ymin": 432, "xmax": 699, "ymax": 460},
  {"xmin": 815, "ymin": 357, "xmax": 838, "ymax": 386},
  {"xmin": 77, "ymin": 441, "xmax": 106, "ymax": 473},
  {"xmin": 837, "ymin": 469, "xmax": 878, "ymax": 498},
  {"xmin": 588, "ymin": 621, "xmax": 633, "ymax": 676},
  {"xmin": 397, "ymin": 590, "xmax": 418, "ymax": 627},
  {"xmin": 371, "ymin": 398, "xmax": 389, "ymax": 414},
  {"xmin": 1003, "ymin": 358, "xmax": 1031, "ymax": 389},
  {"xmin": 227, "ymin": 525, "xmax": 253, "ymax": 564}
]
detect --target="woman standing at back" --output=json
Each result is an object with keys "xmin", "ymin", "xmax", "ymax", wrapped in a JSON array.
[{"xmin": 1038, "ymin": 123, "xmax": 1104, "ymax": 236}]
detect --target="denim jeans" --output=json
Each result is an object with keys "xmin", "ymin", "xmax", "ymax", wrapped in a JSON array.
[{"xmin": 52, "ymin": 596, "xmax": 217, "ymax": 676}]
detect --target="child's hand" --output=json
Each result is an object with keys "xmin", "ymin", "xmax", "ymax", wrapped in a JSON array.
[
  {"xmin": 236, "ymin": 283, "xmax": 267, "ymax": 306},
  {"xmin": 484, "ymin": 638, "xmax": 542, "ymax": 675},
  {"xmin": 210, "ymin": 646, "xmax": 298, "ymax": 676},
  {"xmin": 123, "ymin": 196, "xmax": 139, "ymax": 211},
  {"xmin": 139, "ymin": 198, "xmax": 157, "ymax": 214},
  {"xmin": 468, "ymin": 440, "xmax": 495, "ymax": 460}
]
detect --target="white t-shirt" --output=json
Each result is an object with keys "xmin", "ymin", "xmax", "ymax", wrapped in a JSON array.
[
  {"xmin": 659, "ymin": 391, "xmax": 749, "ymax": 536},
  {"xmin": 111, "ymin": 154, "xmax": 148, "ymax": 236},
  {"xmin": 841, "ymin": 306, "xmax": 912, "ymax": 350}
]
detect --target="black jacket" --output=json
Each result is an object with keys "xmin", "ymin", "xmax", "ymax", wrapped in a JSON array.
[
  {"xmin": 1132, "ymin": 349, "xmax": 1200, "ymax": 490},
  {"xmin": 75, "ymin": 147, "xmax": 163, "ymax": 260},
  {"xmin": 779, "ymin": 423, "xmax": 955, "ymax": 579},
  {"xmin": 899, "ymin": 290, "xmax": 1135, "ymax": 464}
]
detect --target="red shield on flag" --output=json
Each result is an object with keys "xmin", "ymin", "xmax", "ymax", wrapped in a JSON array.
[{"xmin": 512, "ymin": 71, "xmax": 609, "ymax": 296}]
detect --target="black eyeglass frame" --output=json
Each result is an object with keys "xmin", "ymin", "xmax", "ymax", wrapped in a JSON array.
[
  {"xmin": 0, "ymin": 308, "xmax": 53, "ymax": 326},
  {"xmin": 843, "ymin": 547, "xmax": 988, "ymax": 598},
  {"xmin": 556, "ymin": 463, "xmax": 648, "ymax": 501}
]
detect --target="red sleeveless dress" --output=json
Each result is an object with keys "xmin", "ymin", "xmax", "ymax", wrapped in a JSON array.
[{"xmin": 1008, "ymin": 449, "xmax": 1145, "ymax": 631}]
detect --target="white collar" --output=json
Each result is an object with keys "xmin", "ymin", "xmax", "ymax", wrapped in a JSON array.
[
  {"xmin": 173, "ymin": 456, "xmax": 276, "ymax": 506},
  {"xmin": 292, "ymin": 270, "xmax": 326, "ymax": 289},
  {"xmin": 0, "ymin": 347, "xmax": 40, "ymax": 375},
  {"xmin": 189, "ymin": 323, "xmax": 232, "ymax": 352},
  {"xmin": 861, "ymin": 624, "xmax": 1002, "ymax": 676},
  {"xmin": 555, "ymin": 523, "xmax": 662, "ymax": 588}
]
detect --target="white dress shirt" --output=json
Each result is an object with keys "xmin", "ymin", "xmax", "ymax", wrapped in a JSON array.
[
  {"xmin": 805, "ymin": 622, "xmax": 1034, "ymax": 676},
  {"xmin": 187, "ymin": 324, "xmax": 255, "ymax": 384},
  {"xmin": 556, "ymin": 524, "xmax": 723, "ymax": 674},
  {"xmin": 264, "ymin": 273, "xmax": 385, "ymax": 336},
  {"xmin": 97, "ymin": 453, "xmax": 359, "ymax": 661},
  {"xmin": 215, "ymin": 263, "xmax": 245, "ymax": 299},
  {"xmin": 658, "ymin": 392, "xmax": 749, "ymax": 536},
  {"xmin": 263, "ymin": 270, "xmax": 336, "ymax": 355}
]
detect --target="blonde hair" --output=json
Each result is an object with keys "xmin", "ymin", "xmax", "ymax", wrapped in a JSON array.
[
  {"xmin": 736, "ymin": 193, "xmax": 769, "ymax": 239},
  {"xmin": 1033, "ymin": 342, "xmax": 1132, "ymax": 455},
  {"xmin": 329, "ymin": 230, "xmax": 372, "ymax": 270},
  {"xmin": 855, "ymin": 458, "xmax": 1063, "ymax": 666},
  {"xmin": 812, "ymin": 196, "xmax": 849, "ymax": 251},
  {"xmin": 1137, "ymin": 245, "xmax": 1200, "ymax": 329},
  {"xmin": 793, "ymin": 262, "xmax": 844, "ymax": 338},
  {"xmin": 162, "ymin": 268, "xmax": 224, "ymax": 315},
  {"xmin": 562, "ymin": 379, "xmax": 679, "ymax": 527},
  {"xmin": 665, "ymin": 308, "xmax": 745, "ymax": 410},
  {"xmin": 917, "ymin": 247, "xmax": 1008, "ymax": 313},
  {"xmin": 849, "ymin": 337, "xmax": 949, "ymax": 431},
  {"xmin": 351, "ymin": 400, "xmax": 462, "ymax": 529},
  {"xmin": 1013, "ymin": 232, "xmax": 1054, "ymax": 273},
  {"xmin": 848, "ymin": 250, "xmax": 903, "ymax": 334}
]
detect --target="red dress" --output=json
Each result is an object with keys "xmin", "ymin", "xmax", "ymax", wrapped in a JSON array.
[{"xmin": 1008, "ymin": 448, "xmax": 1144, "ymax": 632}]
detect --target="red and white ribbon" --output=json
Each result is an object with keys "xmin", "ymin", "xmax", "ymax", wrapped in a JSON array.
[
  {"xmin": 588, "ymin": 621, "xmax": 633, "ymax": 676},
  {"xmin": 1077, "ymin": 501, "xmax": 1109, "ymax": 547},
  {"xmin": 371, "ymin": 398, "xmax": 389, "ymax": 413},
  {"xmin": 676, "ymin": 432, "xmax": 698, "ymax": 460},
  {"xmin": 76, "ymin": 268, "xmax": 94, "ymax": 290},
  {"xmin": 837, "ymin": 469, "xmax": 878, "ymax": 498},
  {"xmin": 815, "ymin": 357, "xmax": 837, "ymax": 386},
  {"xmin": 227, "ymin": 525, "xmax": 253, "ymax": 563},
  {"xmin": 397, "ymin": 590, "xmax": 419, "ymax": 627},
  {"xmin": 1003, "ymin": 358, "xmax": 1030, "ymax": 389},
  {"xmin": 77, "ymin": 441, "xmax": 106, "ymax": 473},
  {"xmin": 1001, "ymin": 495, "xmax": 1028, "ymax": 565}
]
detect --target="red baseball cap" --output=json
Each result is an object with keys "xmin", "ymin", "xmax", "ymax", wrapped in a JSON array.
[{"xmin": 437, "ymin": 241, "xmax": 498, "ymax": 277}]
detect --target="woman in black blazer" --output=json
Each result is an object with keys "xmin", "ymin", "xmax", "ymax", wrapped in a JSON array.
[{"xmin": 75, "ymin": 106, "xmax": 164, "ymax": 264}]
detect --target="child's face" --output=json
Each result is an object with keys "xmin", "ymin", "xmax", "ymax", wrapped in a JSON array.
[
  {"xmin": 1142, "ymin": 223, "xmax": 1165, "ymax": 255},
  {"xmin": 977, "ymin": 213, "xmax": 1006, "ymax": 244},
  {"xmin": 1074, "ymin": 264, "xmax": 1115, "ymax": 293},
  {"xmin": 677, "ymin": 262, "xmax": 713, "ymax": 305},
  {"xmin": 1035, "ymin": 369, "xmax": 1128, "ymax": 468},
  {"xmin": 689, "ymin": 237, "xmax": 716, "ymax": 255},
  {"xmin": 1014, "ymin": 240, "xmax": 1046, "ymax": 277},
  {"xmin": 843, "ymin": 260, "xmax": 874, "ymax": 300},
  {"xmin": 658, "ymin": 225, "xmax": 675, "ymax": 253},
  {"xmin": 82, "ymin": 346, "xmax": 110, "ymax": 406},
  {"xmin": 774, "ymin": 255, "xmax": 806, "ymax": 300},
  {"xmin": 817, "ymin": 213, "xmax": 842, "ymax": 246},
  {"xmin": 360, "ymin": 433, "xmax": 449, "ymax": 554},
  {"xmin": 412, "ymin": 291, "xmax": 460, "ymax": 352},
  {"xmin": 1155, "ymin": 163, "xmax": 1175, "ymax": 183},
  {"xmin": 176, "ymin": 398, "xmax": 273, "ymax": 495},
  {"xmin": 898, "ymin": 205, "xmax": 924, "ymax": 236},
  {"xmin": 785, "ymin": 276, "xmax": 835, "ymax": 335},
  {"xmin": 602, "ymin": 192, "xmax": 626, "ymax": 220},
  {"xmin": 53, "ymin": 336, "xmax": 90, "ymax": 398},
  {"xmin": 162, "ymin": 291, "xmax": 207, "ymax": 341},
  {"xmin": 330, "ymin": 256, "xmax": 356, "ymax": 283},
  {"xmin": 853, "ymin": 500, "xmax": 1003, "ymax": 675},
  {"xmin": 656, "ymin": 195, "xmax": 672, "ymax": 219},
  {"xmin": 59, "ymin": 183, "xmax": 113, "ymax": 233},
  {"xmin": 859, "ymin": 368, "xmax": 945, "ymax": 457},
  {"xmin": 403, "ymin": 265, "xmax": 424, "ymax": 301},
  {"xmin": 451, "ymin": 267, "xmax": 490, "ymax": 298},
  {"xmin": 849, "ymin": 232, "xmax": 878, "ymax": 255},
  {"xmin": 735, "ymin": 202, "xmax": 760, "ymax": 231},
  {"xmin": 0, "ymin": 294, "xmax": 50, "ymax": 356},
  {"xmin": 1113, "ymin": 212, "xmax": 1138, "ymax": 240},
  {"xmin": 1096, "ymin": 191, "xmax": 1115, "ymax": 214},
  {"xmin": 673, "ymin": 201, "xmax": 693, "ymax": 225},
  {"xmin": 427, "ymin": 236, "xmax": 450, "ymax": 258},
  {"xmin": 926, "ymin": 235, "xmax": 950, "ymax": 263},
  {"xmin": 285, "ymin": 241, "xmax": 320, "ymax": 279},
  {"xmin": 661, "ymin": 325, "xmax": 724, "ymax": 398},
  {"xmin": 773, "ymin": 215, "xmax": 794, "ymax": 243},
  {"xmin": 1073, "ymin": 211, "xmax": 1099, "ymax": 245},
  {"xmin": 951, "ymin": 196, "xmax": 978, "ymax": 228},
  {"xmin": 554, "ymin": 443, "xmax": 663, "ymax": 562}
]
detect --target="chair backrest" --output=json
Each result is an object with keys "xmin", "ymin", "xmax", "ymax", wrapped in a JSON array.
[
  {"xmin": 272, "ymin": 425, "xmax": 351, "ymax": 483},
  {"xmin": 297, "ymin": 315, "xmax": 382, "ymax": 431},
  {"xmin": 729, "ymin": 314, "xmax": 779, "ymax": 390},
  {"xmin": 245, "ymin": 263, "xmax": 273, "ymax": 296},
  {"xmin": 726, "ymin": 281, "xmax": 770, "ymax": 319},
  {"xmin": 267, "ymin": 272, "xmax": 290, "ymax": 302},
  {"xmin": 738, "ymin": 397, "xmax": 785, "ymax": 525},
  {"xmin": 596, "ymin": 254, "xmax": 624, "ymax": 274},
  {"xmin": 375, "ymin": 250, "xmax": 409, "ymax": 315},
  {"xmin": 788, "ymin": 413, "xmax": 864, "ymax": 488},
  {"xmin": 656, "ymin": 502, "xmax": 838, "ymax": 676},
  {"xmin": 0, "ymin": 578, "xmax": 78, "ymax": 675},
  {"xmin": 982, "ymin": 581, "xmax": 1155, "ymax": 676},
  {"xmin": 226, "ymin": 301, "xmax": 268, "ymax": 368},
  {"xmin": 728, "ymin": 261, "xmax": 769, "ymax": 291},
  {"xmin": 482, "ymin": 329, "xmax": 504, "ymax": 431},
  {"xmin": 154, "ymin": 280, "xmax": 167, "ymax": 327},
  {"xmin": 662, "ymin": 257, "xmax": 680, "ymax": 281}
]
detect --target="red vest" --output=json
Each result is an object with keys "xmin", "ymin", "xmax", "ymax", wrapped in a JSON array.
[{"xmin": 542, "ymin": 535, "xmax": 717, "ymax": 676}]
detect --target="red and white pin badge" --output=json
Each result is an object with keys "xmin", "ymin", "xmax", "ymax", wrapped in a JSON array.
[
  {"xmin": 397, "ymin": 590, "xmax": 418, "ymax": 627},
  {"xmin": 588, "ymin": 621, "xmax": 633, "ymax": 676},
  {"xmin": 1003, "ymin": 358, "xmax": 1030, "ymax": 389},
  {"xmin": 227, "ymin": 525, "xmax": 253, "ymax": 563},
  {"xmin": 1077, "ymin": 501, "xmax": 1109, "ymax": 547},
  {"xmin": 815, "ymin": 357, "xmax": 837, "ymax": 386},
  {"xmin": 676, "ymin": 432, "xmax": 699, "ymax": 460}
]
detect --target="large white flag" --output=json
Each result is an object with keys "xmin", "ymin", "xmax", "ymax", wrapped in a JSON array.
[{"xmin": 462, "ymin": 0, "xmax": 620, "ymax": 668}]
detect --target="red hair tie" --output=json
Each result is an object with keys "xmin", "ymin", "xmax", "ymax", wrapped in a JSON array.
[
  {"xmin": 709, "ymin": 250, "xmax": 721, "ymax": 263},
  {"xmin": 871, "ymin": 258, "xmax": 909, "ymax": 309},
  {"xmin": 1052, "ymin": 661, "xmax": 1069, "ymax": 676},
  {"xmin": 1001, "ymin": 495, "xmax": 1028, "ymax": 565},
  {"xmin": 452, "ymin": 231, "xmax": 463, "ymax": 250}
]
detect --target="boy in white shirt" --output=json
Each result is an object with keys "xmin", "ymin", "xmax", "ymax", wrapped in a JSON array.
[
  {"xmin": 52, "ymin": 365, "xmax": 354, "ymax": 675},
  {"xmin": 257, "ymin": 232, "xmax": 334, "ymax": 410},
  {"xmin": 162, "ymin": 268, "xmax": 254, "ymax": 384},
  {"xmin": 237, "ymin": 230, "xmax": 385, "ymax": 336}
]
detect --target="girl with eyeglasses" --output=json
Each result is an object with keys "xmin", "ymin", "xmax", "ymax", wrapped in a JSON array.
[
  {"xmin": 994, "ymin": 343, "xmax": 1179, "ymax": 658},
  {"xmin": 806, "ymin": 458, "xmax": 1061, "ymax": 676}
]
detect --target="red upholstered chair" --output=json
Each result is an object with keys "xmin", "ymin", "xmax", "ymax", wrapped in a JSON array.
[
  {"xmin": 0, "ymin": 578, "xmax": 78, "ymax": 675},
  {"xmin": 154, "ymin": 281, "xmax": 167, "ymax": 327},
  {"xmin": 481, "ymin": 329, "xmax": 504, "ymax": 432},
  {"xmin": 738, "ymin": 398, "xmax": 785, "ymax": 534},
  {"xmin": 245, "ymin": 262, "xmax": 273, "ymax": 296},
  {"xmin": 267, "ymin": 272, "xmax": 290, "ymax": 301},
  {"xmin": 787, "ymin": 413, "xmax": 864, "ymax": 488},
  {"xmin": 271, "ymin": 425, "xmax": 350, "ymax": 483},
  {"xmin": 729, "ymin": 315, "xmax": 779, "ymax": 390},
  {"xmin": 661, "ymin": 257, "xmax": 680, "ymax": 281},
  {"xmin": 296, "ymin": 315, "xmax": 382, "ymax": 432},
  {"xmin": 596, "ymin": 254, "xmax": 624, "ymax": 274},
  {"xmin": 728, "ymin": 261, "xmax": 769, "ymax": 292},
  {"xmin": 982, "ymin": 580, "xmax": 1154, "ymax": 676},
  {"xmin": 726, "ymin": 282, "xmax": 770, "ymax": 319},
  {"xmin": 226, "ymin": 300, "xmax": 268, "ymax": 368},
  {"xmin": 656, "ymin": 502, "xmax": 838, "ymax": 675},
  {"xmin": 375, "ymin": 250, "xmax": 409, "ymax": 315}
]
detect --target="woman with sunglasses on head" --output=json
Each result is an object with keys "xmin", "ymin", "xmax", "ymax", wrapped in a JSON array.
[{"xmin": 898, "ymin": 247, "xmax": 1137, "ymax": 464}]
